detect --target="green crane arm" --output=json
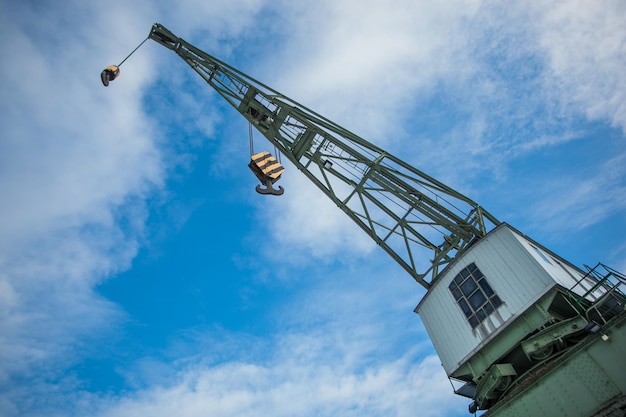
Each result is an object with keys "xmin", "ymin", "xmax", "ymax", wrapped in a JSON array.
[{"xmin": 147, "ymin": 23, "xmax": 500, "ymax": 289}]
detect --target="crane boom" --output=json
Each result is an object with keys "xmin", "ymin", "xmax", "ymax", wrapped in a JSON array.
[{"xmin": 146, "ymin": 23, "xmax": 500, "ymax": 289}]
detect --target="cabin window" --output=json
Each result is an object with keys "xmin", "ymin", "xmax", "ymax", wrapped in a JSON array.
[{"xmin": 449, "ymin": 263, "xmax": 502, "ymax": 328}]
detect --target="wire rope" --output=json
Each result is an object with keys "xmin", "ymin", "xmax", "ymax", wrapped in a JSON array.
[
  {"xmin": 248, "ymin": 122, "xmax": 255, "ymax": 156},
  {"xmin": 117, "ymin": 36, "xmax": 150, "ymax": 68}
]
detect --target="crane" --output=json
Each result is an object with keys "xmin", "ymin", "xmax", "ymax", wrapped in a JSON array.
[
  {"xmin": 103, "ymin": 23, "xmax": 500, "ymax": 290},
  {"xmin": 102, "ymin": 23, "xmax": 626, "ymax": 416}
]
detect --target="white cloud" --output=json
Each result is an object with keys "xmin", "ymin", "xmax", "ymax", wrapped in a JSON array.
[
  {"xmin": 527, "ymin": 151, "xmax": 626, "ymax": 232},
  {"xmin": 0, "ymin": 1, "xmax": 296, "ymax": 403},
  {"xmin": 90, "ymin": 353, "xmax": 461, "ymax": 417},
  {"xmin": 537, "ymin": 0, "xmax": 626, "ymax": 133},
  {"xmin": 255, "ymin": 171, "xmax": 376, "ymax": 265},
  {"xmin": 87, "ymin": 266, "xmax": 461, "ymax": 417},
  {"xmin": 163, "ymin": 0, "xmax": 266, "ymax": 44},
  {"xmin": 266, "ymin": 0, "xmax": 483, "ymax": 143},
  {"xmin": 235, "ymin": 0, "xmax": 492, "ymax": 266},
  {"xmin": 342, "ymin": 0, "xmax": 626, "ymax": 183},
  {"xmin": 0, "ymin": 0, "xmax": 161, "ymax": 398}
]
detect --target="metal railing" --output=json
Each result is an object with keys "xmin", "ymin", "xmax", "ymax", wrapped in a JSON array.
[{"xmin": 568, "ymin": 263, "xmax": 626, "ymax": 324}]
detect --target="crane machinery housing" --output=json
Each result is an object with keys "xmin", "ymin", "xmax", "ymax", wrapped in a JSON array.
[{"xmin": 102, "ymin": 23, "xmax": 626, "ymax": 416}]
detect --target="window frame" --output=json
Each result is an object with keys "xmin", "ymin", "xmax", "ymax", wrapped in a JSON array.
[{"xmin": 449, "ymin": 263, "xmax": 502, "ymax": 328}]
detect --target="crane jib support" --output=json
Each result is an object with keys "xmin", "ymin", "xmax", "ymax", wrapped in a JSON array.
[{"xmin": 140, "ymin": 22, "xmax": 501, "ymax": 288}]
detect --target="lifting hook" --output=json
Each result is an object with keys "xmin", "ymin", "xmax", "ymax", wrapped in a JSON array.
[
  {"xmin": 255, "ymin": 179, "xmax": 284, "ymax": 196},
  {"xmin": 248, "ymin": 151, "xmax": 285, "ymax": 196}
]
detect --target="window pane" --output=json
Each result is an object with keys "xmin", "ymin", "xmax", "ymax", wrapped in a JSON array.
[
  {"xmin": 458, "ymin": 299, "xmax": 472, "ymax": 316},
  {"xmin": 461, "ymin": 279, "xmax": 477, "ymax": 296},
  {"xmin": 469, "ymin": 291, "xmax": 487, "ymax": 309},
  {"xmin": 451, "ymin": 288, "xmax": 462, "ymax": 301},
  {"xmin": 478, "ymin": 278, "xmax": 494, "ymax": 296},
  {"xmin": 483, "ymin": 303, "xmax": 494, "ymax": 315},
  {"xmin": 492, "ymin": 295, "xmax": 502, "ymax": 308},
  {"xmin": 469, "ymin": 316, "xmax": 479, "ymax": 328},
  {"xmin": 454, "ymin": 274, "xmax": 464, "ymax": 285},
  {"xmin": 467, "ymin": 263, "xmax": 477, "ymax": 273},
  {"xmin": 476, "ymin": 308, "xmax": 487, "ymax": 321}
]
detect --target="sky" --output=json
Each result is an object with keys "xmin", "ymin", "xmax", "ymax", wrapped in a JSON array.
[{"xmin": 1, "ymin": 0, "xmax": 625, "ymax": 416}]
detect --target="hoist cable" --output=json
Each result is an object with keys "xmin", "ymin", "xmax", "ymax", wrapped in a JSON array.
[
  {"xmin": 248, "ymin": 122, "xmax": 254, "ymax": 156},
  {"xmin": 274, "ymin": 144, "xmax": 281, "ymax": 164},
  {"xmin": 117, "ymin": 36, "xmax": 150, "ymax": 68}
]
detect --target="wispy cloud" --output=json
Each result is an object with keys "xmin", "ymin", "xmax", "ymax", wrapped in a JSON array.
[
  {"xmin": 526, "ymin": 151, "xmax": 626, "ymax": 232},
  {"xmin": 0, "ymin": 0, "xmax": 161, "ymax": 405},
  {"xmin": 242, "ymin": 0, "xmax": 626, "ymax": 257},
  {"xmin": 89, "ymin": 353, "xmax": 459, "ymax": 417},
  {"xmin": 267, "ymin": 0, "xmax": 483, "ymax": 143},
  {"xmin": 537, "ymin": 0, "xmax": 626, "ymax": 133},
  {"xmin": 87, "ymin": 264, "xmax": 457, "ymax": 417}
]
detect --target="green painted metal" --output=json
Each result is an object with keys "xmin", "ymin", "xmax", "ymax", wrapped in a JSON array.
[
  {"xmin": 475, "ymin": 363, "xmax": 517, "ymax": 410},
  {"xmin": 484, "ymin": 313, "xmax": 626, "ymax": 417},
  {"xmin": 521, "ymin": 315, "xmax": 588, "ymax": 359},
  {"xmin": 451, "ymin": 289, "xmax": 559, "ymax": 382},
  {"xmin": 468, "ymin": 264, "xmax": 626, "ymax": 415},
  {"xmin": 567, "ymin": 264, "xmax": 626, "ymax": 322},
  {"xmin": 147, "ymin": 23, "xmax": 500, "ymax": 289},
  {"xmin": 448, "ymin": 262, "xmax": 626, "ymax": 414}
]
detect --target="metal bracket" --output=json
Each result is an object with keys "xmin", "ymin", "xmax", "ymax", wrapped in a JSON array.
[
  {"xmin": 475, "ymin": 363, "xmax": 517, "ymax": 410},
  {"xmin": 521, "ymin": 315, "xmax": 588, "ymax": 360}
]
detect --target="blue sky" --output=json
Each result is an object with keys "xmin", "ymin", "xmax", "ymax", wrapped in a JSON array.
[{"xmin": 1, "ymin": 1, "xmax": 625, "ymax": 416}]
